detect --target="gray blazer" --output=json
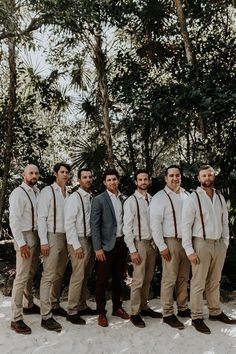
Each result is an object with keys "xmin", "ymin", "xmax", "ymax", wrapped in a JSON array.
[{"xmin": 90, "ymin": 190, "xmax": 122, "ymax": 252}]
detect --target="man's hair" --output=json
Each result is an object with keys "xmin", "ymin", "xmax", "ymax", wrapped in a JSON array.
[
  {"xmin": 197, "ymin": 164, "xmax": 213, "ymax": 175},
  {"xmin": 134, "ymin": 168, "xmax": 151, "ymax": 180},
  {"xmin": 77, "ymin": 168, "xmax": 92, "ymax": 179},
  {"xmin": 165, "ymin": 165, "xmax": 182, "ymax": 176},
  {"xmin": 53, "ymin": 162, "xmax": 71, "ymax": 174},
  {"xmin": 102, "ymin": 168, "xmax": 120, "ymax": 181}
]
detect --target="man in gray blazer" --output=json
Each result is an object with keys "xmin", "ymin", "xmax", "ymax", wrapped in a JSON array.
[{"xmin": 90, "ymin": 169, "xmax": 130, "ymax": 327}]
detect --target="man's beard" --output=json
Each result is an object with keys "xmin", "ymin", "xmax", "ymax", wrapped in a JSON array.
[{"xmin": 201, "ymin": 180, "xmax": 214, "ymax": 188}]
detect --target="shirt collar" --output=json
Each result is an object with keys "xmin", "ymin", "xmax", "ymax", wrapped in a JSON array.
[
  {"xmin": 78, "ymin": 187, "xmax": 90, "ymax": 197},
  {"xmin": 107, "ymin": 190, "xmax": 121, "ymax": 198},
  {"xmin": 21, "ymin": 182, "xmax": 38, "ymax": 193},
  {"xmin": 135, "ymin": 190, "xmax": 151, "ymax": 200},
  {"xmin": 164, "ymin": 185, "xmax": 185, "ymax": 195},
  {"xmin": 197, "ymin": 186, "xmax": 216, "ymax": 195}
]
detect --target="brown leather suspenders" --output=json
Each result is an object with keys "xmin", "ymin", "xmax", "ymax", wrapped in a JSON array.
[
  {"xmin": 163, "ymin": 190, "xmax": 178, "ymax": 238},
  {"xmin": 50, "ymin": 185, "xmax": 56, "ymax": 234},
  {"xmin": 194, "ymin": 191, "xmax": 206, "ymax": 239},
  {"xmin": 20, "ymin": 186, "xmax": 35, "ymax": 231},
  {"xmin": 76, "ymin": 191, "xmax": 87, "ymax": 237},
  {"xmin": 133, "ymin": 195, "xmax": 141, "ymax": 241},
  {"xmin": 194, "ymin": 190, "xmax": 223, "ymax": 240}
]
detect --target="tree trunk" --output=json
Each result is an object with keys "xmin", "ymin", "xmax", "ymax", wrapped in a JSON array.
[
  {"xmin": 174, "ymin": 0, "xmax": 195, "ymax": 66},
  {"xmin": 0, "ymin": 37, "xmax": 17, "ymax": 234},
  {"xmin": 93, "ymin": 33, "xmax": 114, "ymax": 167}
]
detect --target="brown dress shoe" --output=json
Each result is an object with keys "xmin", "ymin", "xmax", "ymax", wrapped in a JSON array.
[
  {"xmin": 177, "ymin": 308, "xmax": 191, "ymax": 318},
  {"xmin": 98, "ymin": 314, "xmax": 108, "ymax": 327},
  {"xmin": 41, "ymin": 317, "xmax": 62, "ymax": 332},
  {"xmin": 192, "ymin": 319, "xmax": 211, "ymax": 334},
  {"xmin": 112, "ymin": 308, "xmax": 130, "ymax": 320},
  {"xmin": 163, "ymin": 314, "xmax": 185, "ymax": 329},
  {"xmin": 23, "ymin": 304, "xmax": 40, "ymax": 315},
  {"xmin": 209, "ymin": 312, "xmax": 236, "ymax": 324},
  {"xmin": 51, "ymin": 306, "xmax": 67, "ymax": 317},
  {"xmin": 11, "ymin": 320, "xmax": 31, "ymax": 334},
  {"xmin": 130, "ymin": 314, "xmax": 146, "ymax": 328},
  {"xmin": 66, "ymin": 313, "xmax": 86, "ymax": 325},
  {"xmin": 140, "ymin": 308, "xmax": 162, "ymax": 318},
  {"xmin": 77, "ymin": 307, "xmax": 98, "ymax": 316}
]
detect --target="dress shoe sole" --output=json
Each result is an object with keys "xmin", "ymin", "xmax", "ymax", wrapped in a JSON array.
[
  {"xmin": 66, "ymin": 318, "xmax": 86, "ymax": 325},
  {"xmin": 163, "ymin": 320, "xmax": 184, "ymax": 330},
  {"xmin": 130, "ymin": 320, "xmax": 145, "ymax": 328},
  {"xmin": 10, "ymin": 325, "xmax": 31, "ymax": 335},
  {"xmin": 192, "ymin": 323, "xmax": 211, "ymax": 334},
  {"xmin": 41, "ymin": 323, "xmax": 62, "ymax": 332},
  {"xmin": 98, "ymin": 322, "xmax": 108, "ymax": 327}
]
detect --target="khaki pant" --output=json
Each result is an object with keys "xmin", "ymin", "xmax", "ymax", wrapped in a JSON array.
[
  {"xmin": 130, "ymin": 240, "xmax": 157, "ymax": 315},
  {"xmin": 161, "ymin": 238, "xmax": 190, "ymax": 317},
  {"xmin": 11, "ymin": 231, "xmax": 40, "ymax": 321},
  {"xmin": 40, "ymin": 233, "xmax": 68, "ymax": 320},
  {"xmin": 67, "ymin": 238, "xmax": 94, "ymax": 315},
  {"xmin": 190, "ymin": 237, "xmax": 227, "ymax": 320}
]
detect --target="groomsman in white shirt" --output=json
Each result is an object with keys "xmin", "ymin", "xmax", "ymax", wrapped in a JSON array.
[
  {"xmin": 149, "ymin": 165, "xmax": 190, "ymax": 330},
  {"xmin": 123, "ymin": 169, "xmax": 161, "ymax": 328},
  {"xmin": 64, "ymin": 168, "xmax": 97, "ymax": 325},
  {"xmin": 38, "ymin": 162, "xmax": 70, "ymax": 332},
  {"xmin": 182, "ymin": 164, "xmax": 236, "ymax": 334},
  {"xmin": 9, "ymin": 164, "xmax": 40, "ymax": 334}
]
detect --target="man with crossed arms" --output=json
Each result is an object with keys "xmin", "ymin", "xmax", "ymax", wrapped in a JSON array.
[
  {"xmin": 64, "ymin": 168, "xmax": 97, "ymax": 325},
  {"xmin": 123, "ymin": 169, "xmax": 161, "ymax": 328},
  {"xmin": 38, "ymin": 162, "xmax": 70, "ymax": 332},
  {"xmin": 149, "ymin": 165, "xmax": 190, "ymax": 330},
  {"xmin": 182, "ymin": 164, "xmax": 236, "ymax": 334},
  {"xmin": 9, "ymin": 164, "xmax": 40, "ymax": 334}
]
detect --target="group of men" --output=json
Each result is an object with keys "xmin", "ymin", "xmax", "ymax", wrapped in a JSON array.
[{"xmin": 9, "ymin": 162, "xmax": 236, "ymax": 336}]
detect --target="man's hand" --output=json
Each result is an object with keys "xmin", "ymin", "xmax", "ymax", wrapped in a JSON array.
[
  {"xmin": 188, "ymin": 252, "xmax": 200, "ymax": 265},
  {"xmin": 41, "ymin": 244, "xmax": 49, "ymax": 257},
  {"xmin": 20, "ymin": 244, "xmax": 31, "ymax": 259},
  {"xmin": 130, "ymin": 251, "xmax": 141, "ymax": 265},
  {"xmin": 95, "ymin": 249, "xmax": 106, "ymax": 262},
  {"xmin": 74, "ymin": 247, "xmax": 84, "ymax": 259},
  {"xmin": 160, "ymin": 248, "xmax": 171, "ymax": 262}
]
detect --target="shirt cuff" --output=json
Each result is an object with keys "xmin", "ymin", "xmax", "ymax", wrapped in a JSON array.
[
  {"xmin": 72, "ymin": 239, "xmax": 82, "ymax": 250},
  {"xmin": 185, "ymin": 246, "xmax": 195, "ymax": 256}
]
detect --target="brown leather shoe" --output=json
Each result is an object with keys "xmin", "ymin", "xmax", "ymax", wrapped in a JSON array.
[
  {"xmin": 11, "ymin": 320, "xmax": 31, "ymax": 334},
  {"xmin": 163, "ymin": 314, "xmax": 185, "ymax": 329},
  {"xmin": 112, "ymin": 308, "xmax": 130, "ymax": 320},
  {"xmin": 51, "ymin": 306, "xmax": 67, "ymax": 317},
  {"xmin": 140, "ymin": 308, "xmax": 162, "ymax": 318},
  {"xmin": 177, "ymin": 308, "xmax": 191, "ymax": 318},
  {"xmin": 23, "ymin": 304, "xmax": 40, "ymax": 315},
  {"xmin": 209, "ymin": 312, "xmax": 236, "ymax": 324},
  {"xmin": 192, "ymin": 319, "xmax": 211, "ymax": 334},
  {"xmin": 98, "ymin": 314, "xmax": 108, "ymax": 327},
  {"xmin": 41, "ymin": 317, "xmax": 62, "ymax": 332}
]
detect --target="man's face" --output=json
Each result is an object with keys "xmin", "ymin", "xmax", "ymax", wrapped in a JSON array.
[
  {"xmin": 135, "ymin": 173, "xmax": 150, "ymax": 191},
  {"xmin": 165, "ymin": 168, "xmax": 181, "ymax": 191},
  {"xmin": 103, "ymin": 174, "xmax": 119, "ymax": 194},
  {"xmin": 78, "ymin": 171, "xmax": 93, "ymax": 191},
  {"xmin": 198, "ymin": 167, "xmax": 215, "ymax": 188},
  {"xmin": 23, "ymin": 165, "xmax": 39, "ymax": 187},
  {"xmin": 54, "ymin": 166, "xmax": 70, "ymax": 185}
]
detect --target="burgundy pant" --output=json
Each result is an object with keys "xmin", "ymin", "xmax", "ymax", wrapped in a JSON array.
[{"xmin": 95, "ymin": 237, "xmax": 127, "ymax": 314}]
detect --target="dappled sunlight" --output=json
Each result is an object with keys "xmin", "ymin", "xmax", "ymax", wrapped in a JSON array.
[
  {"xmin": 203, "ymin": 349, "xmax": 215, "ymax": 354},
  {"xmin": 0, "ymin": 299, "xmax": 11, "ymax": 308},
  {"xmin": 221, "ymin": 326, "xmax": 236, "ymax": 337}
]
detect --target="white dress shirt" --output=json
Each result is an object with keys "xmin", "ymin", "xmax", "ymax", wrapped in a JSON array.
[
  {"xmin": 182, "ymin": 186, "xmax": 229, "ymax": 256},
  {"xmin": 64, "ymin": 187, "xmax": 92, "ymax": 249},
  {"xmin": 149, "ymin": 186, "xmax": 189, "ymax": 252},
  {"xmin": 107, "ymin": 190, "xmax": 123, "ymax": 238},
  {"xmin": 37, "ymin": 182, "xmax": 68, "ymax": 245},
  {"xmin": 123, "ymin": 190, "xmax": 152, "ymax": 253},
  {"xmin": 9, "ymin": 182, "xmax": 39, "ymax": 247}
]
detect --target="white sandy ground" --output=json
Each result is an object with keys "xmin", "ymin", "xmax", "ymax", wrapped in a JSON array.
[{"xmin": 0, "ymin": 293, "xmax": 236, "ymax": 354}]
